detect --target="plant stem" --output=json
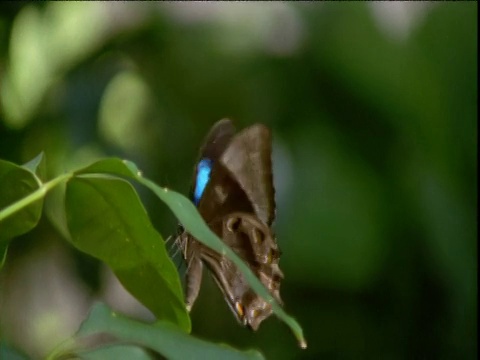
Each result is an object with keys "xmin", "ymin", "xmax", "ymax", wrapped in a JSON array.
[{"xmin": 0, "ymin": 172, "xmax": 72, "ymax": 222}]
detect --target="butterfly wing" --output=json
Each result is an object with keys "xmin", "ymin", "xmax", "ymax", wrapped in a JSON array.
[
  {"xmin": 199, "ymin": 212, "xmax": 283, "ymax": 330},
  {"xmin": 220, "ymin": 123, "xmax": 276, "ymax": 226},
  {"xmin": 179, "ymin": 119, "xmax": 282, "ymax": 330},
  {"xmin": 197, "ymin": 122, "xmax": 275, "ymax": 225},
  {"xmin": 182, "ymin": 118, "xmax": 245, "ymax": 310}
]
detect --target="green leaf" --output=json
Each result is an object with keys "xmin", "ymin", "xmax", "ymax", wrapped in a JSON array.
[
  {"xmin": 65, "ymin": 175, "xmax": 190, "ymax": 332},
  {"xmin": 75, "ymin": 303, "xmax": 264, "ymax": 360},
  {"xmin": 135, "ymin": 175, "xmax": 307, "ymax": 348},
  {"xmin": 74, "ymin": 158, "xmax": 137, "ymax": 178},
  {"xmin": 72, "ymin": 158, "xmax": 307, "ymax": 348},
  {"xmin": 0, "ymin": 156, "xmax": 44, "ymax": 242},
  {"xmin": 21, "ymin": 152, "xmax": 46, "ymax": 179},
  {"xmin": 0, "ymin": 241, "xmax": 8, "ymax": 269},
  {"xmin": 76, "ymin": 344, "xmax": 154, "ymax": 360}
]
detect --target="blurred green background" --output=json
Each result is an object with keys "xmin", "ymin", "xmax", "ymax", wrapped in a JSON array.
[{"xmin": 0, "ymin": 2, "xmax": 476, "ymax": 359}]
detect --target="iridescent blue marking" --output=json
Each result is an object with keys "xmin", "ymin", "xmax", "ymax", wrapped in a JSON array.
[{"xmin": 193, "ymin": 158, "xmax": 213, "ymax": 205}]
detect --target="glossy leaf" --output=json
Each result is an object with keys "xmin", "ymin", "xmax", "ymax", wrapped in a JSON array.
[
  {"xmin": 75, "ymin": 303, "xmax": 264, "ymax": 360},
  {"xmin": 65, "ymin": 175, "xmax": 190, "ymax": 331},
  {"xmin": 75, "ymin": 345, "xmax": 153, "ymax": 360},
  {"xmin": 72, "ymin": 158, "xmax": 307, "ymax": 348},
  {"xmin": 74, "ymin": 158, "xmax": 137, "ymax": 178},
  {"xmin": 135, "ymin": 174, "xmax": 307, "ymax": 348},
  {"xmin": 0, "ymin": 154, "xmax": 44, "ymax": 242}
]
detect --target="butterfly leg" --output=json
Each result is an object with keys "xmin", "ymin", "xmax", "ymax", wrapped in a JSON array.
[{"xmin": 179, "ymin": 233, "xmax": 204, "ymax": 312}]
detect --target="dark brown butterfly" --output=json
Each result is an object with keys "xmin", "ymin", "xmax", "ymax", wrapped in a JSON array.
[{"xmin": 175, "ymin": 118, "xmax": 284, "ymax": 330}]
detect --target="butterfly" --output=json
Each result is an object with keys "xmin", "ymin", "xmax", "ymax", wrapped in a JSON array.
[{"xmin": 175, "ymin": 118, "xmax": 284, "ymax": 330}]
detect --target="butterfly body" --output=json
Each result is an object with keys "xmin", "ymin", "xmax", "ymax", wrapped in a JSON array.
[{"xmin": 176, "ymin": 119, "xmax": 283, "ymax": 330}]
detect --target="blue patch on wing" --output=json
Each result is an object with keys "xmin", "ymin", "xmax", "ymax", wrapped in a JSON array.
[{"xmin": 193, "ymin": 158, "xmax": 213, "ymax": 205}]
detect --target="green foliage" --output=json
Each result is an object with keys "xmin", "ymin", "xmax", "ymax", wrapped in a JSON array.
[
  {"xmin": 0, "ymin": 154, "xmax": 44, "ymax": 242},
  {"xmin": 65, "ymin": 175, "xmax": 189, "ymax": 332},
  {"xmin": 0, "ymin": 154, "xmax": 305, "ymax": 358},
  {"xmin": 74, "ymin": 344, "xmax": 154, "ymax": 360},
  {"xmin": 69, "ymin": 302, "xmax": 264, "ymax": 360},
  {"xmin": 0, "ymin": 2, "xmax": 476, "ymax": 359},
  {"xmin": 0, "ymin": 153, "xmax": 45, "ymax": 268}
]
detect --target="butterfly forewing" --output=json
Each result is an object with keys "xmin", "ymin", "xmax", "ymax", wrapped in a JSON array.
[{"xmin": 220, "ymin": 124, "xmax": 276, "ymax": 226}]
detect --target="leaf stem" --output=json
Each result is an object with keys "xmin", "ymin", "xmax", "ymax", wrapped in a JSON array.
[{"xmin": 0, "ymin": 172, "xmax": 72, "ymax": 222}]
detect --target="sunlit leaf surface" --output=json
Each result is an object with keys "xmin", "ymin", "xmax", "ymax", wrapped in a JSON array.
[{"xmin": 65, "ymin": 174, "xmax": 190, "ymax": 332}]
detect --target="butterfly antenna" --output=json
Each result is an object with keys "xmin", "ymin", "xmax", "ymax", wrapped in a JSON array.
[
  {"xmin": 170, "ymin": 244, "xmax": 183, "ymax": 259},
  {"xmin": 166, "ymin": 236, "xmax": 187, "ymax": 273},
  {"xmin": 166, "ymin": 235, "xmax": 181, "ymax": 257},
  {"xmin": 165, "ymin": 234, "xmax": 174, "ymax": 245}
]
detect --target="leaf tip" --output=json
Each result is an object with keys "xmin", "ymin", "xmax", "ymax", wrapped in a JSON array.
[
  {"xmin": 299, "ymin": 339, "xmax": 307, "ymax": 349},
  {"xmin": 122, "ymin": 159, "xmax": 142, "ymax": 177}
]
